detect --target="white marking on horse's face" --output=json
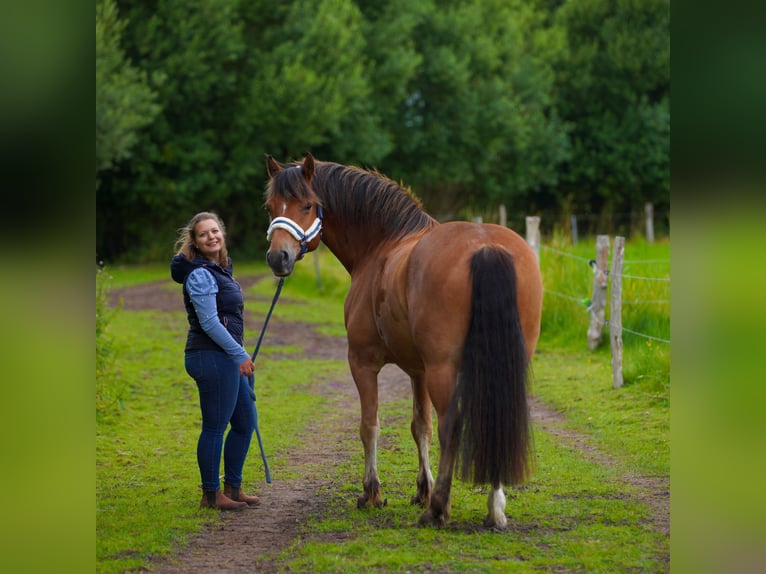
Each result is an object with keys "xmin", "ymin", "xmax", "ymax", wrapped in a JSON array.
[{"xmin": 280, "ymin": 202, "xmax": 287, "ymax": 216}]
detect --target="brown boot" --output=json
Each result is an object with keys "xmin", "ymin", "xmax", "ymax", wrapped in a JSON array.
[
  {"xmin": 224, "ymin": 483, "xmax": 260, "ymax": 506},
  {"xmin": 200, "ymin": 489, "xmax": 247, "ymax": 511}
]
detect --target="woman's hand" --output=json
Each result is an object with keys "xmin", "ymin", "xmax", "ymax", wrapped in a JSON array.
[{"xmin": 239, "ymin": 357, "xmax": 255, "ymax": 377}]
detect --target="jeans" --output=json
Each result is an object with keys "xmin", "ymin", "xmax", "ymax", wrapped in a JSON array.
[{"xmin": 185, "ymin": 349, "xmax": 256, "ymax": 492}]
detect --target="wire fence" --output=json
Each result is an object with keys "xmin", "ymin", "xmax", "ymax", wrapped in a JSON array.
[{"xmin": 540, "ymin": 244, "xmax": 670, "ymax": 345}]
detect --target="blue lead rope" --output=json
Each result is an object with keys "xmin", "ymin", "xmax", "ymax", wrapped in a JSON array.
[{"xmin": 248, "ymin": 276, "xmax": 285, "ymax": 484}]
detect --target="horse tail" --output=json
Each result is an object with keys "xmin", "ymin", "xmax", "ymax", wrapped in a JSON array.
[{"xmin": 451, "ymin": 246, "xmax": 531, "ymax": 487}]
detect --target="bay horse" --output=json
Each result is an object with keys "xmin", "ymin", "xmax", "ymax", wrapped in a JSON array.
[{"xmin": 263, "ymin": 153, "xmax": 542, "ymax": 528}]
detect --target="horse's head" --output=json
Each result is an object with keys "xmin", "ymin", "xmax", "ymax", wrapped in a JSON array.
[{"xmin": 263, "ymin": 153, "xmax": 323, "ymax": 277}]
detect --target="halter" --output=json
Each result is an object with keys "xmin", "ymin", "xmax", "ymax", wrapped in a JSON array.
[{"xmin": 266, "ymin": 204, "xmax": 324, "ymax": 259}]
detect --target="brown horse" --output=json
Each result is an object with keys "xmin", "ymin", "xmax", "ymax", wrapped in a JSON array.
[{"xmin": 264, "ymin": 153, "xmax": 542, "ymax": 528}]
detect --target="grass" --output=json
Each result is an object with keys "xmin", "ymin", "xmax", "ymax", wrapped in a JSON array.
[
  {"xmin": 275, "ymin": 422, "xmax": 666, "ymax": 573},
  {"xmin": 96, "ymin": 238, "xmax": 669, "ymax": 573},
  {"xmin": 537, "ymin": 235, "xmax": 670, "ymax": 478}
]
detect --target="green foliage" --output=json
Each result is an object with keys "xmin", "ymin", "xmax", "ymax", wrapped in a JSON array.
[
  {"xmin": 368, "ymin": 0, "xmax": 569, "ymax": 216},
  {"xmin": 98, "ymin": 0, "xmax": 250, "ymax": 261},
  {"xmin": 95, "ymin": 0, "xmax": 669, "ymax": 265},
  {"xmin": 552, "ymin": 0, "xmax": 670, "ymax": 214},
  {"xmin": 95, "ymin": 0, "xmax": 159, "ymax": 178},
  {"xmin": 244, "ymin": 0, "xmax": 387, "ymax": 163}
]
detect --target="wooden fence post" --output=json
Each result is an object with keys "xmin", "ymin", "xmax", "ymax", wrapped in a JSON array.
[
  {"xmin": 587, "ymin": 235, "xmax": 610, "ymax": 350},
  {"xmin": 525, "ymin": 216, "xmax": 540, "ymax": 262},
  {"xmin": 645, "ymin": 202, "xmax": 655, "ymax": 244},
  {"xmin": 499, "ymin": 204, "xmax": 507, "ymax": 228},
  {"xmin": 571, "ymin": 215, "xmax": 579, "ymax": 245},
  {"xmin": 610, "ymin": 236, "xmax": 625, "ymax": 388}
]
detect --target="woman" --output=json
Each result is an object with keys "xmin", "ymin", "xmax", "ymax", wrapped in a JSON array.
[{"xmin": 170, "ymin": 211, "xmax": 260, "ymax": 511}]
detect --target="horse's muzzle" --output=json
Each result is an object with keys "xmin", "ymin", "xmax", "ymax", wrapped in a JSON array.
[{"xmin": 266, "ymin": 248, "xmax": 295, "ymax": 277}]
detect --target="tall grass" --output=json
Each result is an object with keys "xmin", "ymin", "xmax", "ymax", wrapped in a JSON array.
[{"xmin": 96, "ymin": 265, "xmax": 125, "ymax": 417}]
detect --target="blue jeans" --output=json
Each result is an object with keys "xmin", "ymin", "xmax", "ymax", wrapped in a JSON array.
[{"xmin": 185, "ymin": 349, "xmax": 256, "ymax": 492}]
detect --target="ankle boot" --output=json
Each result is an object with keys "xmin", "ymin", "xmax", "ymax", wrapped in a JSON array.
[
  {"xmin": 224, "ymin": 483, "xmax": 260, "ymax": 506},
  {"xmin": 200, "ymin": 489, "xmax": 247, "ymax": 511}
]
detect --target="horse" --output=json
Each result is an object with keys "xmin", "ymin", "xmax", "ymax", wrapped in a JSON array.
[{"xmin": 263, "ymin": 153, "xmax": 542, "ymax": 528}]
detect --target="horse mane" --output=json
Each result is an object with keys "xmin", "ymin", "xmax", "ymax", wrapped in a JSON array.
[{"xmin": 267, "ymin": 160, "xmax": 437, "ymax": 242}]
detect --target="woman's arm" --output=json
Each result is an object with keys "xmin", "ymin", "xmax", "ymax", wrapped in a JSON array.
[{"xmin": 185, "ymin": 268, "xmax": 250, "ymax": 365}]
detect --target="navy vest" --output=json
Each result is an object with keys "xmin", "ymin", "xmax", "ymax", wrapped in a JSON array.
[{"xmin": 170, "ymin": 255, "xmax": 245, "ymax": 352}]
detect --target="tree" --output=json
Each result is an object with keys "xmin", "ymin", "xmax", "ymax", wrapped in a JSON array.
[
  {"xmin": 97, "ymin": 0, "xmax": 387, "ymax": 261},
  {"xmin": 98, "ymin": 0, "xmax": 247, "ymax": 259},
  {"xmin": 552, "ymin": 0, "xmax": 670, "ymax": 219},
  {"xmin": 240, "ymin": 0, "xmax": 388, "ymax": 164},
  {"xmin": 361, "ymin": 0, "xmax": 569, "ymax": 218},
  {"xmin": 95, "ymin": 0, "xmax": 670, "ymax": 261},
  {"xmin": 95, "ymin": 0, "xmax": 159, "ymax": 181}
]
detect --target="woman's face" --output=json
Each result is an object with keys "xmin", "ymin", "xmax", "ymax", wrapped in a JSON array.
[{"xmin": 193, "ymin": 218, "xmax": 224, "ymax": 261}]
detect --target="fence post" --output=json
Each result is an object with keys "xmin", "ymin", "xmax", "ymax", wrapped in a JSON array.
[
  {"xmin": 571, "ymin": 215, "xmax": 579, "ymax": 246},
  {"xmin": 499, "ymin": 204, "xmax": 507, "ymax": 228},
  {"xmin": 610, "ymin": 236, "xmax": 625, "ymax": 388},
  {"xmin": 587, "ymin": 235, "xmax": 610, "ymax": 350},
  {"xmin": 645, "ymin": 202, "xmax": 655, "ymax": 244},
  {"xmin": 525, "ymin": 216, "xmax": 540, "ymax": 262}
]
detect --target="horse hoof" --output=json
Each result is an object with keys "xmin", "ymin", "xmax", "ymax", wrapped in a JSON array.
[
  {"xmin": 418, "ymin": 509, "xmax": 446, "ymax": 528},
  {"xmin": 483, "ymin": 514, "xmax": 508, "ymax": 530},
  {"xmin": 358, "ymin": 494, "xmax": 386, "ymax": 509}
]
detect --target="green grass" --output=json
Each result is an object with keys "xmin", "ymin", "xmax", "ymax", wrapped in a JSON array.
[
  {"xmin": 96, "ymin": 305, "xmax": 350, "ymax": 573},
  {"xmin": 271, "ymin": 420, "xmax": 666, "ymax": 573},
  {"xmin": 106, "ymin": 263, "xmax": 172, "ymax": 288},
  {"xmin": 97, "ymin": 238, "xmax": 669, "ymax": 573},
  {"xmin": 537, "ymin": 236, "xmax": 670, "ymax": 477},
  {"xmin": 540, "ymin": 236, "xmax": 670, "ymax": 390}
]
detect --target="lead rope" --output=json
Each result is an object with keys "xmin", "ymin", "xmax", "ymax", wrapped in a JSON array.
[{"xmin": 248, "ymin": 276, "xmax": 285, "ymax": 484}]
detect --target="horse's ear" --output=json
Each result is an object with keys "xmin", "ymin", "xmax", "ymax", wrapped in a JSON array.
[
  {"xmin": 302, "ymin": 152, "xmax": 315, "ymax": 181},
  {"xmin": 266, "ymin": 154, "xmax": 282, "ymax": 178}
]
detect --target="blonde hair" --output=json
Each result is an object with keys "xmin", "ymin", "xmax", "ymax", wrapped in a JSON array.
[{"xmin": 174, "ymin": 211, "xmax": 229, "ymax": 268}]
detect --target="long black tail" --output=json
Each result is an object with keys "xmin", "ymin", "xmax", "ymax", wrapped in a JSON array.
[{"xmin": 451, "ymin": 246, "xmax": 531, "ymax": 487}]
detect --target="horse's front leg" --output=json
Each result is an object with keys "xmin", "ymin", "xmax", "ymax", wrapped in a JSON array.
[
  {"xmin": 350, "ymin": 360, "xmax": 384, "ymax": 509},
  {"xmin": 410, "ymin": 374, "xmax": 434, "ymax": 507}
]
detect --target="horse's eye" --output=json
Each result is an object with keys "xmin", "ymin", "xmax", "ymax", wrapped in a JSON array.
[{"xmin": 303, "ymin": 202, "xmax": 313, "ymax": 213}]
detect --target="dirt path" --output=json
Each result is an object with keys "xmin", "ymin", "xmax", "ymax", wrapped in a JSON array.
[{"xmin": 112, "ymin": 278, "xmax": 669, "ymax": 572}]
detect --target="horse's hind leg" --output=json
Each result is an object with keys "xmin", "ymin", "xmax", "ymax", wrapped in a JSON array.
[
  {"xmin": 418, "ymin": 365, "xmax": 459, "ymax": 527},
  {"xmin": 418, "ymin": 411, "xmax": 458, "ymax": 527},
  {"xmin": 350, "ymin": 361, "xmax": 384, "ymax": 509},
  {"xmin": 410, "ymin": 375, "xmax": 434, "ymax": 506},
  {"xmin": 484, "ymin": 484, "xmax": 508, "ymax": 529}
]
